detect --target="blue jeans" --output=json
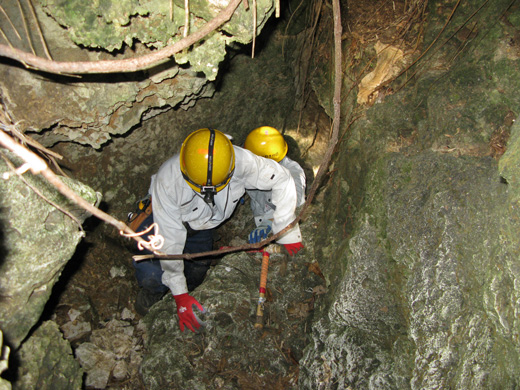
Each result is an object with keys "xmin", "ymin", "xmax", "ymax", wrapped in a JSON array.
[{"xmin": 132, "ymin": 212, "xmax": 214, "ymax": 294}]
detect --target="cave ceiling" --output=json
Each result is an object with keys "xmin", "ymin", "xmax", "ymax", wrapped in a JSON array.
[{"xmin": 0, "ymin": 0, "xmax": 275, "ymax": 148}]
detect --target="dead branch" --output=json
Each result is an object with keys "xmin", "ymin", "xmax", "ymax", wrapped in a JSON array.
[
  {"xmin": 27, "ymin": 0, "xmax": 52, "ymax": 60},
  {"xmin": 17, "ymin": 0, "xmax": 36, "ymax": 56},
  {"xmin": 184, "ymin": 0, "xmax": 190, "ymax": 38},
  {"xmin": 0, "ymin": 0, "xmax": 242, "ymax": 74},
  {"xmin": 251, "ymin": 0, "xmax": 257, "ymax": 58},
  {"xmin": 0, "ymin": 5, "xmax": 22, "ymax": 40}
]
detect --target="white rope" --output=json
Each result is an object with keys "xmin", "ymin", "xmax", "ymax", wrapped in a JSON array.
[{"xmin": 120, "ymin": 222, "xmax": 165, "ymax": 251}]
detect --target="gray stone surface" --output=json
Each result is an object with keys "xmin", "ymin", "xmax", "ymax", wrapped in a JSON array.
[
  {"xmin": 298, "ymin": 1, "xmax": 520, "ymax": 388},
  {"xmin": 15, "ymin": 321, "xmax": 83, "ymax": 390},
  {"xmin": 141, "ymin": 247, "xmax": 323, "ymax": 390},
  {"xmin": 4, "ymin": 0, "xmax": 520, "ymax": 389},
  {"xmin": 301, "ymin": 152, "xmax": 520, "ymax": 389},
  {"xmin": 0, "ymin": 151, "xmax": 100, "ymax": 350}
]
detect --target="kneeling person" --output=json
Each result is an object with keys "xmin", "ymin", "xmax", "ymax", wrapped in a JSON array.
[{"xmin": 132, "ymin": 128, "xmax": 303, "ymax": 332}]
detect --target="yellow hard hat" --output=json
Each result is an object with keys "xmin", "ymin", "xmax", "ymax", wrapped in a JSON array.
[
  {"xmin": 244, "ymin": 126, "xmax": 288, "ymax": 162},
  {"xmin": 180, "ymin": 128, "xmax": 235, "ymax": 203}
]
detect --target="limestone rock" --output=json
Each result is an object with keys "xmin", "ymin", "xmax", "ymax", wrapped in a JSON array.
[
  {"xmin": 300, "ymin": 152, "xmax": 520, "ymax": 389},
  {"xmin": 141, "ymin": 248, "xmax": 323, "ymax": 390},
  {"xmin": 0, "ymin": 0, "xmax": 275, "ymax": 148},
  {"xmin": 15, "ymin": 321, "xmax": 83, "ymax": 390},
  {"xmin": 76, "ymin": 318, "xmax": 144, "ymax": 389},
  {"xmin": 0, "ymin": 151, "xmax": 100, "ymax": 350}
]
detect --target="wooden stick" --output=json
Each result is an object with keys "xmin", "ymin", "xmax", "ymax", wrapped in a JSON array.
[{"xmin": 254, "ymin": 250, "xmax": 270, "ymax": 329}]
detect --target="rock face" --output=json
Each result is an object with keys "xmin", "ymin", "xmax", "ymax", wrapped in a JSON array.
[
  {"xmin": 0, "ymin": 151, "xmax": 100, "ymax": 350},
  {"xmin": 0, "ymin": 151, "xmax": 98, "ymax": 388},
  {"xmin": 140, "ymin": 246, "xmax": 324, "ymax": 390},
  {"xmin": 301, "ymin": 153, "xmax": 520, "ymax": 389},
  {"xmin": 4, "ymin": 0, "xmax": 520, "ymax": 388},
  {"xmin": 299, "ymin": 0, "xmax": 520, "ymax": 388},
  {"xmin": 15, "ymin": 321, "xmax": 83, "ymax": 390}
]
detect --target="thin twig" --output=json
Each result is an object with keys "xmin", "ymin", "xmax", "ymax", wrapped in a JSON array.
[
  {"xmin": 184, "ymin": 0, "xmax": 190, "ymax": 38},
  {"xmin": 0, "ymin": 27, "xmax": 13, "ymax": 48},
  {"xmin": 295, "ymin": 0, "xmax": 324, "ymax": 134},
  {"xmin": 251, "ymin": 0, "xmax": 257, "ymax": 58},
  {"xmin": 17, "ymin": 0, "xmax": 36, "ymax": 55},
  {"xmin": 391, "ymin": 0, "xmax": 463, "ymax": 92},
  {"xmin": 0, "ymin": 5, "xmax": 22, "ymax": 40},
  {"xmin": 282, "ymin": 0, "xmax": 306, "ymax": 58},
  {"xmin": 0, "ymin": 122, "xmax": 63, "ymax": 160},
  {"xmin": 0, "ymin": 121, "xmax": 67, "ymax": 176},
  {"xmin": 0, "ymin": 0, "xmax": 243, "ymax": 74}
]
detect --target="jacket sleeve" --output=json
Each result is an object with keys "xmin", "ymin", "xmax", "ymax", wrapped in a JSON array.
[
  {"xmin": 149, "ymin": 167, "xmax": 189, "ymax": 296},
  {"xmin": 239, "ymin": 148, "xmax": 302, "ymax": 244},
  {"xmin": 281, "ymin": 157, "xmax": 306, "ymax": 207}
]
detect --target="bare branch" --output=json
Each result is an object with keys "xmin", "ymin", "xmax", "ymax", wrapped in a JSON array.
[
  {"xmin": 0, "ymin": 0, "xmax": 243, "ymax": 74},
  {"xmin": 27, "ymin": 0, "xmax": 53, "ymax": 60},
  {"xmin": 18, "ymin": 0, "xmax": 36, "ymax": 55},
  {"xmin": 251, "ymin": 0, "xmax": 256, "ymax": 58},
  {"xmin": 0, "ymin": 5, "xmax": 22, "ymax": 40},
  {"xmin": 184, "ymin": 0, "xmax": 190, "ymax": 38}
]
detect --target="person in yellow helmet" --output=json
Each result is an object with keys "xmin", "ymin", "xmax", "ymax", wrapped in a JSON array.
[
  {"xmin": 131, "ymin": 128, "xmax": 302, "ymax": 333},
  {"xmin": 244, "ymin": 126, "xmax": 306, "ymax": 246}
]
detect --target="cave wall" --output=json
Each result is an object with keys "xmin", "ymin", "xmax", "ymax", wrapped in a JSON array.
[
  {"xmin": 0, "ymin": 1, "xmax": 311, "ymax": 388},
  {"xmin": 301, "ymin": 0, "xmax": 520, "ymax": 388},
  {"xmin": 0, "ymin": 151, "xmax": 99, "ymax": 388},
  {"xmin": 1, "ymin": 0, "xmax": 327, "ymax": 387}
]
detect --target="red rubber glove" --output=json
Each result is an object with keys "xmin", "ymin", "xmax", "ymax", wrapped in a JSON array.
[
  {"xmin": 173, "ymin": 293, "xmax": 205, "ymax": 332},
  {"xmin": 283, "ymin": 242, "xmax": 304, "ymax": 256}
]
